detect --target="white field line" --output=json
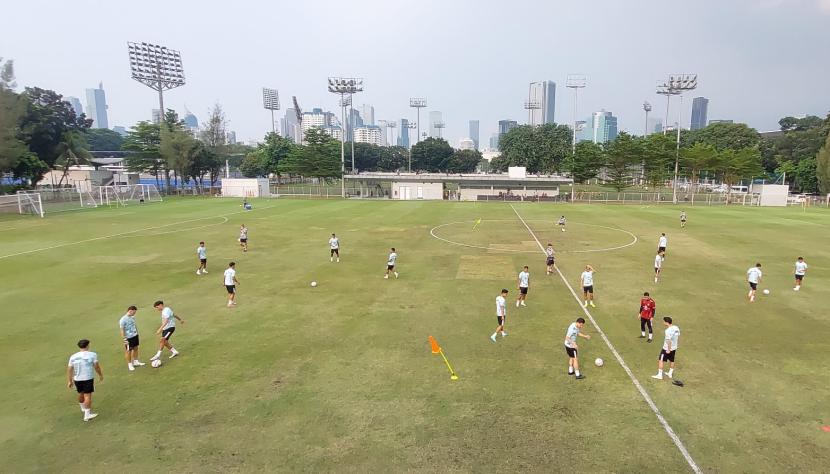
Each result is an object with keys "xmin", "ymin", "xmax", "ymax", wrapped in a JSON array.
[
  {"xmin": 509, "ymin": 204, "xmax": 702, "ymax": 474},
  {"xmin": 0, "ymin": 204, "xmax": 276, "ymax": 261}
]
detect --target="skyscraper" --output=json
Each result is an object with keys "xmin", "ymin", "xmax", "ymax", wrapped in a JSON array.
[
  {"xmin": 588, "ymin": 110, "xmax": 618, "ymax": 144},
  {"xmin": 498, "ymin": 120, "xmax": 518, "ymax": 136},
  {"xmin": 361, "ymin": 104, "xmax": 375, "ymax": 126},
  {"xmin": 429, "ymin": 111, "xmax": 443, "ymax": 137},
  {"xmin": 690, "ymin": 97, "xmax": 709, "ymax": 130},
  {"xmin": 84, "ymin": 82, "xmax": 109, "ymax": 129},
  {"xmin": 183, "ymin": 112, "xmax": 198, "ymax": 133},
  {"xmin": 65, "ymin": 97, "xmax": 84, "ymax": 118},
  {"xmin": 469, "ymin": 120, "xmax": 480, "ymax": 150},
  {"xmin": 528, "ymin": 81, "xmax": 556, "ymax": 125},
  {"xmin": 400, "ymin": 118, "xmax": 410, "ymax": 149},
  {"xmin": 282, "ymin": 108, "xmax": 300, "ymax": 142},
  {"xmin": 489, "ymin": 133, "xmax": 500, "ymax": 150}
]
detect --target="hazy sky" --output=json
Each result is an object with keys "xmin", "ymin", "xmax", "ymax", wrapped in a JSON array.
[{"xmin": 2, "ymin": 0, "xmax": 829, "ymax": 146}]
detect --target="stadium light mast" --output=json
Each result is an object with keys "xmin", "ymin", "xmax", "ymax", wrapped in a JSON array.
[
  {"xmin": 656, "ymin": 83, "xmax": 680, "ymax": 136},
  {"xmin": 127, "ymin": 42, "xmax": 185, "ymax": 121},
  {"xmin": 340, "ymin": 95, "xmax": 354, "ymax": 171},
  {"xmin": 566, "ymin": 74, "xmax": 587, "ymax": 154},
  {"xmin": 643, "ymin": 101, "xmax": 652, "ymax": 136},
  {"xmin": 262, "ymin": 88, "xmax": 280, "ymax": 134},
  {"xmin": 403, "ymin": 122, "xmax": 417, "ymax": 169},
  {"xmin": 386, "ymin": 120, "xmax": 397, "ymax": 147},
  {"xmin": 328, "ymin": 77, "xmax": 363, "ymax": 198},
  {"xmin": 524, "ymin": 101, "xmax": 542, "ymax": 126},
  {"xmin": 662, "ymin": 74, "xmax": 698, "ymax": 204},
  {"xmin": 409, "ymin": 98, "xmax": 427, "ymax": 145},
  {"xmin": 434, "ymin": 121, "xmax": 446, "ymax": 139}
]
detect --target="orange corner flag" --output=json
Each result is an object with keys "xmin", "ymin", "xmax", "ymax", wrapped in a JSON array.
[{"xmin": 428, "ymin": 335, "xmax": 441, "ymax": 354}]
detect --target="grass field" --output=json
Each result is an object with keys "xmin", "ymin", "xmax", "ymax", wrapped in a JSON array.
[{"xmin": 1, "ymin": 198, "xmax": 829, "ymax": 473}]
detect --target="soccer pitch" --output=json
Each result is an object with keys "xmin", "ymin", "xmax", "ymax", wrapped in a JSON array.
[{"xmin": 1, "ymin": 198, "xmax": 829, "ymax": 473}]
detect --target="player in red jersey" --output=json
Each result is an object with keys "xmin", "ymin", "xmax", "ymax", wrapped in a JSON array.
[{"xmin": 638, "ymin": 291, "xmax": 656, "ymax": 342}]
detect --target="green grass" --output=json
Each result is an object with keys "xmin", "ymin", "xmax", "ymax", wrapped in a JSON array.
[{"xmin": 1, "ymin": 198, "xmax": 829, "ymax": 473}]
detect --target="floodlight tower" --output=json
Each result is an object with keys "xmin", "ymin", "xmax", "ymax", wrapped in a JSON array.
[
  {"xmin": 409, "ymin": 98, "xmax": 427, "ymax": 144},
  {"xmin": 643, "ymin": 101, "xmax": 652, "ymax": 136},
  {"xmin": 328, "ymin": 77, "xmax": 364, "ymax": 197},
  {"xmin": 656, "ymin": 83, "xmax": 680, "ymax": 136},
  {"xmin": 127, "ymin": 42, "xmax": 185, "ymax": 121},
  {"xmin": 262, "ymin": 88, "xmax": 280, "ymax": 134},
  {"xmin": 386, "ymin": 121, "xmax": 397, "ymax": 146},
  {"xmin": 566, "ymin": 74, "xmax": 587, "ymax": 154},
  {"xmin": 434, "ymin": 121, "xmax": 446, "ymax": 139},
  {"xmin": 403, "ymin": 122, "xmax": 417, "ymax": 170},
  {"xmin": 663, "ymin": 74, "xmax": 698, "ymax": 204},
  {"xmin": 524, "ymin": 100, "xmax": 542, "ymax": 126}
]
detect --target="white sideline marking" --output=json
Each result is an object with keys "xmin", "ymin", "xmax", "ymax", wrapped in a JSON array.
[
  {"xmin": 509, "ymin": 204, "xmax": 702, "ymax": 474},
  {"xmin": 0, "ymin": 205, "xmax": 276, "ymax": 261}
]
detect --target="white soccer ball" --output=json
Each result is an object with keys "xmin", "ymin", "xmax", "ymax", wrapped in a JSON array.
[
  {"xmin": 763, "ymin": 289, "xmax": 770, "ymax": 295},
  {"xmin": 151, "ymin": 359, "xmax": 162, "ymax": 368},
  {"xmin": 311, "ymin": 281, "xmax": 317, "ymax": 287},
  {"xmin": 594, "ymin": 358, "xmax": 604, "ymax": 367}
]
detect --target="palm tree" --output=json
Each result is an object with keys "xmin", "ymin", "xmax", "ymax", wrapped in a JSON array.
[{"xmin": 55, "ymin": 130, "xmax": 92, "ymax": 186}]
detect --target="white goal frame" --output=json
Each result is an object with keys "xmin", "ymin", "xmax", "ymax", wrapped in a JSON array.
[
  {"xmin": 16, "ymin": 191, "xmax": 44, "ymax": 218},
  {"xmin": 93, "ymin": 184, "xmax": 163, "ymax": 207}
]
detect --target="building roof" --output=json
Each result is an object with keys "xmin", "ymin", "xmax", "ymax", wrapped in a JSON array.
[{"xmin": 345, "ymin": 172, "xmax": 573, "ymax": 186}]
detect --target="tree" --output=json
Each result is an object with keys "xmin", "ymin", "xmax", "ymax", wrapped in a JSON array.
[
  {"xmin": 640, "ymin": 133, "xmax": 675, "ymax": 188},
  {"xmin": 160, "ymin": 124, "xmax": 200, "ymax": 188},
  {"xmin": 794, "ymin": 157, "xmax": 818, "ymax": 193},
  {"xmin": 377, "ymin": 146, "xmax": 408, "ymax": 172},
  {"xmin": 446, "ymin": 149, "xmax": 483, "ymax": 173},
  {"xmin": 278, "ymin": 128, "xmax": 341, "ymax": 179},
  {"xmin": 603, "ymin": 132, "xmax": 640, "ymax": 191},
  {"xmin": 53, "ymin": 131, "xmax": 92, "ymax": 186},
  {"xmin": 717, "ymin": 147, "xmax": 763, "ymax": 196},
  {"xmin": 85, "ymin": 128, "xmax": 124, "ymax": 151},
  {"xmin": 564, "ymin": 141, "xmax": 605, "ymax": 183},
  {"xmin": 121, "ymin": 121, "xmax": 163, "ymax": 187},
  {"xmin": 410, "ymin": 137, "xmax": 454, "ymax": 172},
  {"xmin": 686, "ymin": 122, "xmax": 760, "ymax": 151},
  {"xmin": 817, "ymin": 129, "xmax": 830, "ymax": 195},
  {"xmin": 239, "ymin": 150, "xmax": 270, "ymax": 178},
  {"xmin": 251, "ymin": 132, "xmax": 294, "ymax": 179},
  {"xmin": 200, "ymin": 104, "xmax": 228, "ymax": 164},
  {"xmin": 0, "ymin": 60, "xmax": 37, "ymax": 179},
  {"xmin": 680, "ymin": 143, "xmax": 718, "ymax": 191}
]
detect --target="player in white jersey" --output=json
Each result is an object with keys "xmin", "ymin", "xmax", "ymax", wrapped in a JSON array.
[
  {"xmin": 557, "ymin": 216, "xmax": 567, "ymax": 232},
  {"xmin": 516, "ymin": 266, "xmax": 530, "ymax": 307},
  {"xmin": 545, "ymin": 243, "xmax": 555, "ymax": 275},
  {"xmin": 654, "ymin": 251, "xmax": 664, "ymax": 283},
  {"xmin": 67, "ymin": 339, "xmax": 104, "ymax": 421},
  {"xmin": 652, "ymin": 317, "xmax": 680, "ymax": 380},
  {"xmin": 580, "ymin": 265, "xmax": 596, "ymax": 308},
  {"xmin": 491, "ymin": 289, "xmax": 509, "ymax": 342},
  {"xmin": 794, "ymin": 257, "xmax": 808, "ymax": 291},
  {"xmin": 746, "ymin": 263, "xmax": 763, "ymax": 302},
  {"xmin": 680, "ymin": 211, "xmax": 687, "ymax": 228},
  {"xmin": 224, "ymin": 262, "xmax": 239, "ymax": 307},
  {"xmin": 384, "ymin": 248, "xmax": 399, "ymax": 279},
  {"xmin": 196, "ymin": 241, "xmax": 208, "ymax": 275},
  {"xmin": 239, "ymin": 224, "xmax": 249, "ymax": 252},
  {"xmin": 329, "ymin": 233, "xmax": 340, "ymax": 262},
  {"xmin": 119, "ymin": 305, "xmax": 145, "ymax": 371},
  {"xmin": 657, "ymin": 233, "xmax": 668, "ymax": 256},
  {"xmin": 150, "ymin": 300, "xmax": 185, "ymax": 361},
  {"xmin": 564, "ymin": 318, "xmax": 590, "ymax": 379}
]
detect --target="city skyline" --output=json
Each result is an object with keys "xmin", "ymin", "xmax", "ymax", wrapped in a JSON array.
[{"xmin": 3, "ymin": 0, "xmax": 829, "ymax": 143}]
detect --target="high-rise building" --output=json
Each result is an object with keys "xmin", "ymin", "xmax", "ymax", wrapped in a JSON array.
[
  {"xmin": 458, "ymin": 138, "xmax": 475, "ymax": 150},
  {"xmin": 112, "ymin": 126, "xmax": 128, "ymax": 136},
  {"xmin": 690, "ymin": 97, "xmax": 709, "ymax": 130},
  {"xmin": 348, "ymin": 109, "xmax": 363, "ymax": 141},
  {"xmin": 649, "ymin": 118, "xmax": 663, "ymax": 134},
  {"xmin": 587, "ymin": 110, "xmax": 618, "ymax": 144},
  {"xmin": 489, "ymin": 133, "xmax": 500, "ymax": 150},
  {"xmin": 301, "ymin": 108, "xmax": 341, "ymax": 141},
  {"xmin": 183, "ymin": 112, "xmax": 199, "ymax": 132},
  {"xmin": 227, "ymin": 131, "xmax": 237, "ymax": 144},
  {"xmin": 469, "ymin": 120, "xmax": 480, "ymax": 150},
  {"xmin": 84, "ymin": 82, "xmax": 109, "ymax": 129},
  {"xmin": 361, "ymin": 104, "xmax": 375, "ymax": 126},
  {"xmin": 354, "ymin": 126, "xmax": 383, "ymax": 146},
  {"xmin": 65, "ymin": 97, "xmax": 84, "ymax": 118},
  {"xmin": 429, "ymin": 111, "xmax": 443, "ymax": 137},
  {"xmin": 151, "ymin": 109, "xmax": 162, "ymax": 124},
  {"xmin": 399, "ymin": 118, "xmax": 410, "ymax": 149},
  {"xmin": 498, "ymin": 120, "xmax": 518, "ymax": 136},
  {"xmin": 282, "ymin": 108, "xmax": 300, "ymax": 142},
  {"xmin": 528, "ymin": 81, "xmax": 556, "ymax": 125}
]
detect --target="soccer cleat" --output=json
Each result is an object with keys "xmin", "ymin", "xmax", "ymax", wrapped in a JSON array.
[
  {"xmin": 133, "ymin": 361, "xmax": 145, "ymax": 366},
  {"xmin": 169, "ymin": 350, "xmax": 179, "ymax": 359},
  {"xmin": 568, "ymin": 371, "xmax": 575, "ymax": 376},
  {"xmin": 501, "ymin": 332, "xmax": 508, "ymax": 337},
  {"xmin": 128, "ymin": 363, "xmax": 135, "ymax": 371},
  {"xmin": 583, "ymin": 302, "xmax": 588, "ymax": 308},
  {"xmin": 394, "ymin": 272, "xmax": 399, "ymax": 279},
  {"xmin": 490, "ymin": 334, "xmax": 497, "ymax": 342},
  {"xmin": 667, "ymin": 371, "xmax": 674, "ymax": 378},
  {"xmin": 647, "ymin": 338, "xmax": 653, "ymax": 343},
  {"xmin": 227, "ymin": 302, "xmax": 233, "ymax": 307},
  {"xmin": 150, "ymin": 354, "xmax": 160, "ymax": 362},
  {"xmin": 83, "ymin": 413, "xmax": 98, "ymax": 422},
  {"xmin": 520, "ymin": 301, "xmax": 526, "ymax": 307},
  {"xmin": 202, "ymin": 270, "xmax": 207, "ymax": 274},
  {"xmin": 575, "ymin": 374, "xmax": 585, "ymax": 380},
  {"xmin": 384, "ymin": 275, "xmax": 389, "ymax": 279},
  {"xmin": 651, "ymin": 374, "xmax": 663, "ymax": 380},
  {"xmin": 196, "ymin": 270, "xmax": 201, "ymax": 275},
  {"xmin": 336, "ymin": 259, "xmax": 340, "ymax": 263},
  {"xmin": 589, "ymin": 301, "xmax": 596, "ymax": 308},
  {"xmin": 639, "ymin": 335, "xmax": 645, "ymax": 339}
]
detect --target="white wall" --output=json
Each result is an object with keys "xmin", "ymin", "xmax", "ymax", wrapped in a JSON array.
[
  {"xmin": 751, "ymin": 184, "xmax": 788, "ymax": 207},
  {"xmin": 391, "ymin": 181, "xmax": 443, "ymax": 200},
  {"xmin": 222, "ymin": 178, "xmax": 270, "ymax": 198},
  {"xmin": 458, "ymin": 187, "xmax": 559, "ymax": 201}
]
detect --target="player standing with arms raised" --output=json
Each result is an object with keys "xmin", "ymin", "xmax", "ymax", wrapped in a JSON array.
[
  {"xmin": 654, "ymin": 251, "xmax": 664, "ymax": 283},
  {"xmin": 545, "ymin": 243, "xmax": 555, "ymax": 275},
  {"xmin": 516, "ymin": 266, "xmax": 530, "ymax": 307},
  {"xmin": 491, "ymin": 289, "xmax": 508, "ymax": 342},
  {"xmin": 239, "ymin": 224, "xmax": 249, "ymax": 252},
  {"xmin": 580, "ymin": 265, "xmax": 596, "ymax": 308},
  {"xmin": 638, "ymin": 292, "xmax": 656, "ymax": 342},
  {"xmin": 564, "ymin": 318, "xmax": 590, "ymax": 379},
  {"xmin": 652, "ymin": 317, "xmax": 680, "ymax": 380},
  {"xmin": 196, "ymin": 241, "xmax": 208, "ymax": 275},
  {"xmin": 224, "ymin": 262, "xmax": 239, "ymax": 307},
  {"xmin": 150, "ymin": 301, "xmax": 184, "ymax": 361},
  {"xmin": 747, "ymin": 263, "xmax": 763, "ymax": 302},
  {"xmin": 794, "ymin": 257, "xmax": 808, "ymax": 291},
  {"xmin": 67, "ymin": 339, "xmax": 103, "ymax": 422},
  {"xmin": 119, "ymin": 305, "xmax": 145, "ymax": 371},
  {"xmin": 384, "ymin": 248, "xmax": 398, "ymax": 279},
  {"xmin": 329, "ymin": 233, "xmax": 340, "ymax": 263}
]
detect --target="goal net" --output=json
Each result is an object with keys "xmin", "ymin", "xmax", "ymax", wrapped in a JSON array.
[
  {"xmin": 94, "ymin": 184, "xmax": 163, "ymax": 207},
  {"xmin": 16, "ymin": 191, "xmax": 44, "ymax": 217}
]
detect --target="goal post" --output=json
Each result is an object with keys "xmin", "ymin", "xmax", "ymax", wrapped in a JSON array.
[
  {"xmin": 15, "ymin": 191, "xmax": 44, "ymax": 218},
  {"xmin": 93, "ymin": 184, "xmax": 163, "ymax": 207}
]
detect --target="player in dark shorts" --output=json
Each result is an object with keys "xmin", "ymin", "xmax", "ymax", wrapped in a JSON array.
[
  {"xmin": 545, "ymin": 243, "xmax": 555, "ymax": 275},
  {"xmin": 67, "ymin": 339, "xmax": 104, "ymax": 421},
  {"xmin": 652, "ymin": 317, "xmax": 680, "ymax": 380},
  {"xmin": 239, "ymin": 224, "xmax": 248, "ymax": 252}
]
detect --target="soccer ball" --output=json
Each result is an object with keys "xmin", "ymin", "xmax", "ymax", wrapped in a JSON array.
[
  {"xmin": 151, "ymin": 359, "xmax": 162, "ymax": 368},
  {"xmin": 311, "ymin": 281, "xmax": 317, "ymax": 287},
  {"xmin": 594, "ymin": 358, "xmax": 604, "ymax": 367},
  {"xmin": 763, "ymin": 289, "xmax": 770, "ymax": 295}
]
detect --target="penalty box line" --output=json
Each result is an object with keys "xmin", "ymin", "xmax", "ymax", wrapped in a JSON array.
[{"xmin": 509, "ymin": 204, "xmax": 702, "ymax": 474}]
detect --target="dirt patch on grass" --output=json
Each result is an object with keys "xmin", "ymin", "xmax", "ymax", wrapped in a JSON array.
[{"xmin": 90, "ymin": 254, "xmax": 160, "ymax": 264}]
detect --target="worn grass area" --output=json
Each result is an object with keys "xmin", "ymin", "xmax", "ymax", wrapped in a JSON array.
[{"xmin": 0, "ymin": 198, "xmax": 828, "ymax": 473}]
